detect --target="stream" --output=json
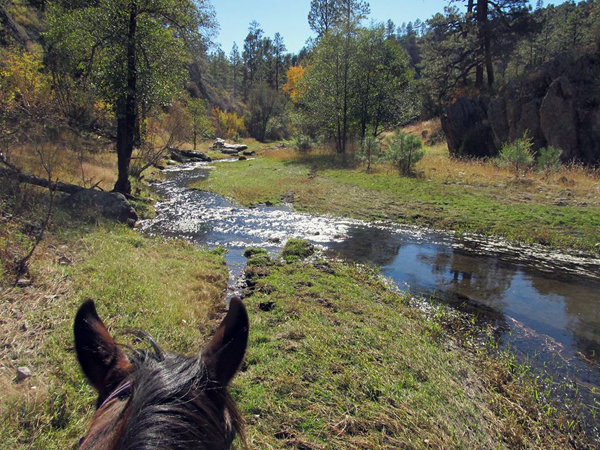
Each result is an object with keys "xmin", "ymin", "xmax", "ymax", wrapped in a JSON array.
[{"xmin": 140, "ymin": 160, "xmax": 600, "ymax": 433}]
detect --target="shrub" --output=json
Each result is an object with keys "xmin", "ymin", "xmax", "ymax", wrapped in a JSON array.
[
  {"xmin": 383, "ymin": 131, "xmax": 424, "ymax": 176},
  {"xmin": 356, "ymin": 136, "xmax": 381, "ymax": 172},
  {"xmin": 536, "ymin": 146, "xmax": 562, "ymax": 172},
  {"xmin": 294, "ymin": 134, "xmax": 313, "ymax": 153},
  {"xmin": 213, "ymin": 108, "xmax": 246, "ymax": 140},
  {"xmin": 497, "ymin": 135, "xmax": 534, "ymax": 174}
]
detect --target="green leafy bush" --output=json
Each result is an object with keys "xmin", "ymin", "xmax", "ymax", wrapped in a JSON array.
[
  {"xmin": 497, "ymin": 135, "xmax": 534, "ymax": 173},
  {"xmin": 383, "ymin": 130, "xmax": 424, "ymax": 176},
  {"xmin": 536, "ymin": 146, "xmax": 562, "ymax": 172}
]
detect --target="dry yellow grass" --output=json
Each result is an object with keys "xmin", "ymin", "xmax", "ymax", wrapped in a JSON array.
[
  {"xmin": 9, "ymin": 140, "xmax": 117, "ymax": 191},
  {"xmin": 417, "ymin": 143, "xmax": 600, "ymax": 207}
]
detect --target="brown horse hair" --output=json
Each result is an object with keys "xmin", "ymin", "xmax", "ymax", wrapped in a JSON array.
[{"xmin": 75, "ymin": 298, "xmax": 249, "ymax": 450}]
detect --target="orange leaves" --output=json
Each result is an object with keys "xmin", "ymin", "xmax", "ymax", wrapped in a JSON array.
[{"xmin": 283, "ymin": 65, "xmax": 306, "ymax": 103}]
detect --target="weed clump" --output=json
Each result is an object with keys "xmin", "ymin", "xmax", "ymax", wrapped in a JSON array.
[{"xmin": 281, "ymin": 238, "xmax": 315, "ymax": 262}]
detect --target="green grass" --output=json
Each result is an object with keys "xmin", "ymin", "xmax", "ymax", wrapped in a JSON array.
[
  {"xmin": 0, "ymin": 221, "xmax": 228, "ymax": 449},
  {"xmin": 235, "ymin": 254, "xmax": 586, "ymax": 448},
  {"xmin": 191, "ymin": 150, "xmax": 600, "ymax": 252}
]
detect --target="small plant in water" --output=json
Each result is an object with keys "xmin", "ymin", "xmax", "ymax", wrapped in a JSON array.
[
  {"xmin": 536, "ymin": 146, "xmax": 562, "ymax": 172},
  {"xmin": 497, "ymin": 134, "xmax": 534, "ymax": 175},
  {"xmin": 383, "ymin": 130, "xmax": 424, "ymax": 176}
]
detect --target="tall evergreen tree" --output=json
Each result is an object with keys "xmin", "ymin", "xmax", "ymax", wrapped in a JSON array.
[
  {"xmin": 230, "ymin": 42, "xmax": 241, "ymax": 100},
  {"xmin": 308, "ymin": 0, "xmax": 342, "ymax": 39}
]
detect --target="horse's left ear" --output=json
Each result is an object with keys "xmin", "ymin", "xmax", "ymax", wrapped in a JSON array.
[
  {"xmin": 202, "ymin": 296, "xmax": 249, "ymax": 386},
  {"xmin": 74, "ymin": 300, "xmax": 132, "ymax": 403}
]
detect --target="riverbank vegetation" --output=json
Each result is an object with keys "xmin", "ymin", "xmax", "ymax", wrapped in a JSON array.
[
  {"xmin": 235, "ymin": 245, "xmax": 593, "ymax": 448},
  {"xmin": 0, "ymin": 187, "xmax": 229, "ymax": 446},
  {"xmin": 1, "ymin": 181, "xmax": 595, "ymax": 447},
  {"xmin": 192, "ymin": 131, "xmax": 600, "ymax": 253}
]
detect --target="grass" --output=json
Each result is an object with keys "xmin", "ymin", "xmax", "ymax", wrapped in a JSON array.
[
  {"xmin": 0, "ymin": 178, "xmax": 229, "ymax": 448},
  {"xmin": 1, "ymin": 132, "xmax": 597, "ymax": 448},
  {"xmin": 191, "ymin": 138, "xmax": 600, "ymax": 253},
  {"xmin": 235, "ymin": 251, "xmax": 592, "ymax": 449}
]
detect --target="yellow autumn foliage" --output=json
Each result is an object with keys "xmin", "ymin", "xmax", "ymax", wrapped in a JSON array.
[{"xmin": 282, "ymin": 65, "xmax": 306, "ymax": 103}]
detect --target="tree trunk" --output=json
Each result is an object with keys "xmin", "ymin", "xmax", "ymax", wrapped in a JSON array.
[
  {"xmin": 475, "ymin": 0, "xmax": 488, "ymax": 92},
  {"xmin": 113, "ymin": 1, "xmax": 138, "ymax": 195},
  {"xmin": 484, "ymin": 21, "xmax": 494, "ymax": 89}
]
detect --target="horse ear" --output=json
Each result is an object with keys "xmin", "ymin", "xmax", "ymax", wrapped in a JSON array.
[
  {"xmin": 202, "ymin": 296, "xmax": 249, "ymax": 386},
  {"xmin": 74, "ymin": 300, "xmax": 132, "ymax": 401}
]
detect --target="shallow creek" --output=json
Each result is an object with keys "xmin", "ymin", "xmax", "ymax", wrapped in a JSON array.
[{"xmin": 140, "ymin": 160, "xmax": 600, "ymax": 427}]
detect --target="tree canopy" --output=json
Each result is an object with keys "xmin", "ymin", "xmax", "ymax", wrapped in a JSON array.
[{"xmin": 46, "ymin": 0, "xmax": 216, "ymax": 194}]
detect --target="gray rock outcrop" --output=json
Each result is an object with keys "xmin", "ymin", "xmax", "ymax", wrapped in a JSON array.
[
  {"xmin": 211, "ymin": 138, "xmax": 248, "ymax": 153},
  {"xmin": 441, "ymin": 54, "xmax": 600, "ymax": 165},
  {"xmin": 169, "ymin": 148, "xmax": 211, "ymax": 163}
]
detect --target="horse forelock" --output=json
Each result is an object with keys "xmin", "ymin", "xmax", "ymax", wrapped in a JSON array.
[{"xmin": 82, "ymin": 347, "xmax": 244, "ymax": 450}]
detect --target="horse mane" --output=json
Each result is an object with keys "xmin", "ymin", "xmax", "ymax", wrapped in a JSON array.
[
  {"xmin": 75, "ymin": 298, "xmax": 249, "ymax": 450},
  {"xmin": 120, "ymin": 347, "xmax": 244, "ymax": 450},
  {"xmin": 85, "ymin": 339, "xmax": 245, "ymax": 450}
]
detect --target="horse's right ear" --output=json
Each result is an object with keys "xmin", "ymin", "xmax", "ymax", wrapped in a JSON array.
[
  {"xmin": 74, "ymin": 300, "xmax": 132, "ymax": 403},
  {"xmin": 202, "ymin": 296, "xmax": 249, "ymax": 386}
]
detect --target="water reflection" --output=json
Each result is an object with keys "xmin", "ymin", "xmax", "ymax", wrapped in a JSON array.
[{"xmin": 141, "ymin": 161, "xmax": 600, "ymax": 420}]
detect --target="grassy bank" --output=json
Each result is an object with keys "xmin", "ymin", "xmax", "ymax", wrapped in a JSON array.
[
  {"xmin": 1, "ymin": 135, "xmax": 596, "ymax": 448},
  {"xmin": 0, "ymin": 188, "xmax": 229, "ymax": 447},
  {"xmin": 191, "ymin": 142, "xmax": 600, "ymax": 253},
  {"xmin": 235, "ymin": 249, "xmax": 591, "ymax": 448}
]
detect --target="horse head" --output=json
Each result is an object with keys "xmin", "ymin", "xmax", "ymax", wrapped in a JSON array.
[{"xmin": 74, "ymin": 297, "xmax": 248, "ymax": 449}]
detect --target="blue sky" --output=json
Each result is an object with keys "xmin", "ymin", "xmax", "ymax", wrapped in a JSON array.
[{"xmin": 211, "ymin": 0, "xmax": 459, "ymax": 55}]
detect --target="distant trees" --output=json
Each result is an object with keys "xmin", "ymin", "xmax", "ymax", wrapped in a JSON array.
[
  {"xmin": 291, "ymin": 21, "xmax": 416, "ymax": 153},
  {"xmin": 419, "ymin": 0, "xmax": 530, "ymax": 107},
  {"xmin": 508, "ymin": 0, "xmax": 600, "ymax": 77},
  {"xmin": 308, "ymin": 0, "xmax": 342, "ymax": 38},
  {"xmin": 246, "ymin": 82, "xmax": 285, "ymax": 142},
  {"xmin": 46, "ymin": 0, "xmax": 216, "ymax": 194}
]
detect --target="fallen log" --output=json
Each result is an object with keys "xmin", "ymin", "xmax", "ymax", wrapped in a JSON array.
[{"xmin": 0, "ymin": 167, "xmax": 85, "ymax": 194}]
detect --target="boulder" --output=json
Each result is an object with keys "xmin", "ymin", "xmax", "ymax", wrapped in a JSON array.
[
  {"xmin": 62, "ymin": 189, "xmax": 138, "ymax": 226},
  {"xmin": 540, "ymin": 77, "xmax": 578, "ymax": 160},
  {"xmin": 441, "ymin": 54, "xmax": 600, "ymax": 165},
  {"xmin": 179, "ymin": 149, "xmax": 212, "ymax": 162},
  {"xmin": 212, "ymin": 138, "xmax": 226, "ymax": 148},
  {"xmin": 211, "ymin": 138, "xmax": 248, "ymax": 153},
  {"xmin": 488, "ymin": 97, "xmax": 509, "ymax": 149},
  {"xmin": 441, "ymin": 97, "xmax": 497, "ymax": 158},
  {"xmin": 169, "ymin": 149, "xmax": 190, "ymax": 163}
]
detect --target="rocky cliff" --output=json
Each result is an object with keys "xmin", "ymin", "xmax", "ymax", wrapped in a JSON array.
[{"xmin": 441, "ymin": 54, "xmax": 600, "ymax": 165}]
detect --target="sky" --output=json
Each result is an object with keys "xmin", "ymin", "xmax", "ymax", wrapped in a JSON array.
[{"xmin": 211, "ymin": 0, "xmax": 459, "ymax": 55}]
